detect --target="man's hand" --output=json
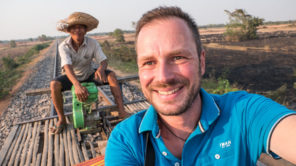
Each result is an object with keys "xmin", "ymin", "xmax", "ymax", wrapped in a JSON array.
[
  {"xmin": 95, "ymin": 68, "xmax": 107, "ymax": 83},
  {"xmin": 94, "ymin": 60, "xmax": 108, "ymax": 83},
  {"xmin": 74, "ymin": 83, "xmax": 89, "ymax": 102}
]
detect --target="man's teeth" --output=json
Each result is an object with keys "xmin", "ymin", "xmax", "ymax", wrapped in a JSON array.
[{"xmin": 158, "ymin": 88, "xmax": 179, "ymax": 95}]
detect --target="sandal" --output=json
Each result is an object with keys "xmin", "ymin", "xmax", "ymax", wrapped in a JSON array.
[{"xmin": 49, "ymin": 123, "xmax": 66, "ymax": 135}]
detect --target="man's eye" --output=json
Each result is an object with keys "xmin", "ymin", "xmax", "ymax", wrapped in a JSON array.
[
  {"xmin": 173, "ymin": 56, "xmax": 184, "ymax": 61},
  {"xmin": 143, "ymin": 61, "xmax": 154, "ymax": 66}
]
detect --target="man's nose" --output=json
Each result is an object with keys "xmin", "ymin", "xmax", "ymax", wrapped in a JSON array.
[{"xmin": 155, "ymin": 61, "xmax": 174, "ymax": 83}]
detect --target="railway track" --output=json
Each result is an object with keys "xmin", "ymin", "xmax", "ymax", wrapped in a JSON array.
[{"xmin": 0, "ymin": 41, "xmax": 149, "ymax": 166}]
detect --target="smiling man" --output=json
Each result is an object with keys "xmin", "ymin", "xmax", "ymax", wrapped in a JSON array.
[
  {"xmin": 50, "ymin": 12, "xmax": 128, "ymax": 134},
  {"xmin": 105, "ymin": 7, "xmax": 296, "ymax": 165}
]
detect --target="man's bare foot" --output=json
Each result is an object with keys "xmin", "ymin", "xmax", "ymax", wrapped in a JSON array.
[{"xmin": 50, "ymin": 119, "xmax": 66, "ymax": 134}]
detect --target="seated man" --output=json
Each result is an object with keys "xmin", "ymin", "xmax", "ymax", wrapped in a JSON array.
[{"xmin": 50, "ymin": 12, "xmax": 128, "ymax": 134}]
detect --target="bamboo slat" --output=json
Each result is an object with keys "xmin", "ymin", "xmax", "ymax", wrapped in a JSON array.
[
  {"xmin": 59, "ymin": 134, "xmax": 64, "ymax": 166},
  {"xmin": 7, "ymin": 125, "xmax": 26, "ymax": 166},
  {"xmin": 81, "ymin": 142, "xmax": 90, "ymax": 161},
  {"xmin": 19, "ymin": 124, "xmax": 32, "ymax": 166},
  {"xmin": 35, "ymin": 153, "xmax": 41, "ymax": 166},
  {"xmin": 54, "ymin": 118, "xmax": 60, "ymax": 166},
  {"xmin": 12, "ymin": 123, "xmax": 30, "ymax": 166},
  {"xmin": 24, "ymin": 122, "xmax": 38, "ymax": 166},
  {"xmin": 41, "ymin": 120, "xmax": 49, "ymax": 166},
  {"xmin": 47, "ymin": 119, "xmax": 54, "ymax": 166},
  {"xmin": 62, "ymin": 125, "xmax": 70, "ymax": 166},
  {"xmin": 68, "ymin": 119, "xmax": 80, "ymax": 164},
  {"xmin": 32, "ymin": 122, "xmax": 41, "ymax": 166},
  {"xmin": 0, "ymin": 125, "xmax": 20, "ymax": 166},
  {"xmin": 66, "ymin": 122, "xmax": 75, "ymax": 165}
]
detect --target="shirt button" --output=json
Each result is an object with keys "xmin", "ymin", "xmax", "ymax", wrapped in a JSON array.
[
  {"xmin": 174, "ymin": 162, "xmax": 180, "ymax": 166},
  {"xmin": 215, "ymin": 154, "xmax": 220, "ymax": 159},
  {"xmin": 162, "ymin": 151, "xmax": 167, "ymax": 156}
]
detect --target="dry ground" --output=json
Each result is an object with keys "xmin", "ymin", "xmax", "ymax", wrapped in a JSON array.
[
  {"xmin": 199, "ymin": 23, "xmax": 296, "ymax": 35},
  {"xmin": 0, "ymin": 41, "xmax": 53, "ymax": 115}
]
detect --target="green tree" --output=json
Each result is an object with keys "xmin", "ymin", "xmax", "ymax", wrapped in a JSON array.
[
  {"xmin": 38, "ymin": 34, "xmax": 48, "ymax": 41},
  {"xmin": 224, "ymin": 9, "xmax": 264, "ymax": 41},
  {"xmin": 111, "ymin": 28, "xmax": 125, "ymax": 42},
  {"xmin": 10, "ymin": 40, "xmax": 17, "ymax": 48}
]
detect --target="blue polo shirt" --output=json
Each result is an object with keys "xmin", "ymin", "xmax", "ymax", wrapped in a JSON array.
[{"xmin": 105, "ymin": 89, "xmax": 296, "ymax": 166}]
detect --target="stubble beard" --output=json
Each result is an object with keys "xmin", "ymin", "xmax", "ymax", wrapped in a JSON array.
[{"xmin": 146, "ymin": 69, "xmax": 202, "ymax": 116}]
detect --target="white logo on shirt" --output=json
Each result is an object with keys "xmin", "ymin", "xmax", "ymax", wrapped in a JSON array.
[{"xmin": 220, "ymin": 140, "xmax": 231, "ymax": 148}]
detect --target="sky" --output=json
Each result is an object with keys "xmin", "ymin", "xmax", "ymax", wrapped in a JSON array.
[{"xmin": 0, "ymin": 0, "xmax": 295, "ymax": 41}]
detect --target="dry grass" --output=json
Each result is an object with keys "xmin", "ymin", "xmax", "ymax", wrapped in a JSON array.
[
  {"xmin": 0, "ymin": 41, "xmax": 46, "ymax": 64},
  {"xmin": 203, "ymin": 42, "xmax": 289, "ymax": 53},
  {"xmin": 93, "ymin": 33, "xmax": 135, "ymax": 43},
  {"xmin": 199, "ymin": 23, "xmax": 296, "ymax": 35}
]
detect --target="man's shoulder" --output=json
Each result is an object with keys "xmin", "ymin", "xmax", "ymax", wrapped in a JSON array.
[
  {"xmin": 59, "ymin": 36, "xmax": 71, "ymax": 49},
  {"xmin": 85, "ymin": 36, "xmax": 99, "ymax": 45},
  {"xmin": 209, "ymin": 90, "xmax": 271, "ymax": 113},
  {"xmin": 211, "ymin": 90, "xmax": 261, "ymax": 103}
]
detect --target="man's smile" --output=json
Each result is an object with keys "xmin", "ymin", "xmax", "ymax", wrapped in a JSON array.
[{"xmin": 156, "ymin": 87, "xmax": 182, "ymax": 95}]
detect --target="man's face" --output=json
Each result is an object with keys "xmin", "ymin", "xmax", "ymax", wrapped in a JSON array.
[
  {"xmin": 136, "ymin": 18, "xmax": 205, "ymax": 116},
  {"xmin": 69, "ymin": 24, "xmax": 86, "ymax": 42}
]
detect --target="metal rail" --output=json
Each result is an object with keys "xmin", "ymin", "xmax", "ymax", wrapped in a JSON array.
[{"xmin": 50, "ymin": 41, "xmax": 59, "ymax": 116}]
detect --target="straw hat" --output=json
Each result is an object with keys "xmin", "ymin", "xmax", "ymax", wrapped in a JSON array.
[{"xmin": 57, "ymin": 12, "xmax": 99, "ymax": 32}]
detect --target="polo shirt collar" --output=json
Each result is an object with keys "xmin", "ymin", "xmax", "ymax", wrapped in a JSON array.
[
  {"xmin": 138, "ymin": 88, "xmax": 221, "ymax": 136},
  {"xmin": 138, "ymin": 105, "xmax": 159, "ymax": 137},
  {"xmin": 198, "ymin": 88, "xmax": 221, "ymax": 133}
]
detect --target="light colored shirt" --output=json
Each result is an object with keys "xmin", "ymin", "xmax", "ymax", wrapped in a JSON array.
[
  {"xmin": 59, "ymin": 36, "xmax": 107, "ymax": 81},
  {"xmin": 105, "ymin": 89, "xmax": 296, "ymax": 166}
]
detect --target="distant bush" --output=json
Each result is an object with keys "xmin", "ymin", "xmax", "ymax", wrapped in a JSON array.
[
  {"xmin": 38, "ymin": 34, "xmax": 53, "ymax": 41},
  {"xmin": 0, "ymin": 70, "xmax": 20, "ymax": 98},
  {"xmin": 0, "ymin": 71, "xmax": 9, "ymax": 98},
  {"xmin": 202, "ymin": 77, "xmax": 239, "ymax": 94},
  {"xmin": 17, "ymin": 42, "xmax": 50, "ymax": 64},
  {"xmin": 110, "ymin": 29, "xmax": 125, "ymax": 42},
  {"xmin": 2, "ymin": 57, "xmax": 18, "ymax": 70},
  {"xmin": 224, "ymin": 9, "xmax": 264, "ymax": 41},
  {"xmin": 264, "ymin": 20, "xmax": 296, "ymax": 25},
  {"xmin": 199, "ymin": 24, "xmax": 225, "ymax": 29},
  {"xmin": 10, "ymin": 40, "xmax": 17, "ymax": 48}
]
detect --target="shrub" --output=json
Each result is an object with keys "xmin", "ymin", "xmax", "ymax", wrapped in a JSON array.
[
  {"xmin": 224, "ymin": 9, "xmax": 264, "ymax": 41},
  {"xmin": 10, "ymin": 40, "xmax": 17, "ymax": 48},
  {"xmin": 202, "ymin": 77, "xmax": 239, "ymax": 94},
  {"xmin": 17, "ymin": 42, "xmax": 50, "ymax": 64},
  {"xmin": 2, "ymin": 57, "xmax": 18, "ymax": 70},
  {"xmin": 110, "ymin": 29, "xmax": 125, "ymax": 42}
]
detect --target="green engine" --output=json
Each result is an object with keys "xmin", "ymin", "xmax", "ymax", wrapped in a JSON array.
[{"xmin": 72, "ymin": 82, "xmax": 98, "ymax": 129}]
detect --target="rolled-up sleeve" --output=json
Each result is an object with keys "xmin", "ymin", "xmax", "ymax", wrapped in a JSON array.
[
  {"xmin": 94, "ymin": 42, "xmax": 107, "ymax": 64},
  {"xmin": 59, "ymin": 44, "xmax": 72, "ymax": 68}
]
